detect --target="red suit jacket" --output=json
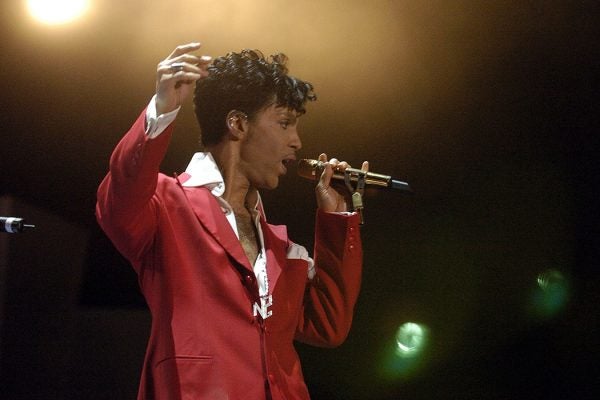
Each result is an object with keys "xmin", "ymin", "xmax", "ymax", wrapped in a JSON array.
[{"xmin": 96, "ymin": 109, "xmax": 363, "ymax": 400}]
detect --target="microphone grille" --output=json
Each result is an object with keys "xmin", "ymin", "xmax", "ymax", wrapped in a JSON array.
[{"xmin": 297, "ymin": 159, "xmax": 322, "ymax": 181}]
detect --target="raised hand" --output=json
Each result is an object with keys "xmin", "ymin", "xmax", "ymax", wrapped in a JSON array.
[{"xmin": 155, "ymin": 42, "xmax": 212, "ymax": 115}]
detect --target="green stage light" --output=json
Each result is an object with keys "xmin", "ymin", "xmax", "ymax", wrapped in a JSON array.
[
  {"xmin": 531, "ymin": 269, "xmax": 570, "ymax": 319},
  {"xmin": 380, "ymin": 322, "xmax": 430, "ymax": 381},
  {"xmin": 396, "ymin": 322, "xmax": 428, "ymax": 358}
]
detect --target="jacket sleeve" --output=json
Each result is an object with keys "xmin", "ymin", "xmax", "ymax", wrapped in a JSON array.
[
  {"xmin": 95, "ymin": 108, "xmax": 175, "ymax": 267},
  {"xmin": 295, "ymin": 209, "xmax": 363, "ymax": 347}
]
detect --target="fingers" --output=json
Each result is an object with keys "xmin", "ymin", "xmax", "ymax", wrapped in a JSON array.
[
  {"xmin": 158, "ymin": 46, "xmax": 212, "ymax": 84},
  {"xmin": 317, "ymin": 153, "xmax": 364, "ymax": 172},
  {"xmin": 316, "ymin": 153, "xmax": 353, "ymax": 188},
  {"xmin": 155, "ymin": 42, "xmax": 212, "ymax": 115},
  {"xmin": 158, "ymin": 54, "xmax": 212, "ymax": 75},
  {"xmin": 157, "ymin": 60, "xmax": 209, "ymax": 89},
  {"xmin": 361, "ymin": 160, "xmax": 369, "ymax": 173},
  {"xmin": 314, "ymin": 154, "xmax": 370, "ymax": 212},
  {"xmin": 167, "ymin": 42, "xmax": 202, "ymax": 58},
  {"xmin": 317, "ymin": 153, "xmax": 333, "ymax": 187}
]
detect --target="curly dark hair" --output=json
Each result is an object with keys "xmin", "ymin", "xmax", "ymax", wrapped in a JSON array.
[{"xmin": 193, "ymin": 50, "xmax": 317, "ymax": 147}]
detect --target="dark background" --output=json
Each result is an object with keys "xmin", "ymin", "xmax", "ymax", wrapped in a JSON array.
[{"xmin": 1, "ymin": 1, "xmax": 598, "ymax": 399}]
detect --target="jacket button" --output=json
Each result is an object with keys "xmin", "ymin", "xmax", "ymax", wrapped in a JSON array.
[{"xmin": 243, "ymin": 274, "xmax": 254, "ymax": 286}]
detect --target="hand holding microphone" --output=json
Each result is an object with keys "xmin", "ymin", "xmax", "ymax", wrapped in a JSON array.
[
  {"xmin": 309, "ymin": 154, "xmax": 369, "ymax": 213},
  {"xmin": 297, "ymin": 154, "xmax": 411, "ymax": 224}
]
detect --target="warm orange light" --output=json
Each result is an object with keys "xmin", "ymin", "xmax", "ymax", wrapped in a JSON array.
[{"xmin": 27, "ymin": 0, "xmax": 90, "ymax": 25}]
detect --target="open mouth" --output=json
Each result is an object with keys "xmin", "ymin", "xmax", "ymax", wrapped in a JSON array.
[{"xmin": 281, "ymin": 158, "xmax": 297, "ymax": 174}]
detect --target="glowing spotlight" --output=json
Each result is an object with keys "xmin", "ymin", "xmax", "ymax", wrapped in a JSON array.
[
  {"xmin": 27, "ymin": 0, "xmax": 90, "ymax": 25},
  {"xmin": 530, "ymin": 269, "xmax": 570, "ymax": 319}
]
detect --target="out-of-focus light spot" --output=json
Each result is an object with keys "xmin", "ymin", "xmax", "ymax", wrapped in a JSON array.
[
  {"xmin": 380, "ymin": 322, "xmax": 430, "ymax": 381},
  {"xmin": 531, "ymin": 269, "xmax": 570, "ymax": 319},
  {"xmin": 395, "ymin": 322, "xmax": 427, "ymax": 358},
  {"xmin": 27, "ymin": 0, "xmax": 90, "ymax": 25}
]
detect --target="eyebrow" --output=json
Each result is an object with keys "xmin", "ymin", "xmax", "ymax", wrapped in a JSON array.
[{"xmin": 277, "ymin": 110, "xmax": 298, "ymax": 123}]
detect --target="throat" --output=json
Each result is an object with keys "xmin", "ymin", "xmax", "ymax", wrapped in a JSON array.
[{"xmin": 235, "ymin": 211, "xmax": 260, "ymax": 266}]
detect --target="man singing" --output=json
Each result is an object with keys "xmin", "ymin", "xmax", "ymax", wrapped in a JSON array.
[{"xmin": 96, "ymin": 41, "xmax": 367, "ymax": 399}]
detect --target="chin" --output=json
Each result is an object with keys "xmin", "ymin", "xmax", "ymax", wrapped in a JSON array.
[
  {"xmin": 260, "ymin": 177, "xmax": 280, "ymax": 191},
  {"xmin": 263, "ymin": 182, "xmax": 279, "ymax": 191}
]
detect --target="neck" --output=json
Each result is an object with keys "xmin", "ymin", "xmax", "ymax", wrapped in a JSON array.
[{"xmin": 207, "ymin": 143, "xmax": 257, "ymax": 214}]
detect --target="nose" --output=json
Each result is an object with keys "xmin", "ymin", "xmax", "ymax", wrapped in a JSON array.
[{"xmin": 290, "ymin": 128, "xmax": 302, "ymax": 151}]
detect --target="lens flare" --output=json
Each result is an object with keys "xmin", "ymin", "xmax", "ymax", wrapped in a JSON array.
[
  {"xmin": 395, "ymin": 322, "xmax": 427, "ymax": 358},
  {"xmin": 531, "ymin": 269, "xmax": 570, "ymax": 319},
  {"xmin": 380, "ymin": 322, "xmax": 430, "ymax": 381}
]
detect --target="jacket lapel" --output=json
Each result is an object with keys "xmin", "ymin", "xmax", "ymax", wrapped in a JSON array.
[
  {"xmin": 260, "ymin": 218, "xmax": 288, "ymax": 291},
  {"xmin": 175, "ymin": 172, "xmax": 293, "ymax": 291},
  {"xmin": 175, "ymin": 175, "xmax": 253, "ymax": 273}
]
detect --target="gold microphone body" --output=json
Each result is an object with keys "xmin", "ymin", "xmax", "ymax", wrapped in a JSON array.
[{"xmin": 296, "ymin": 159, "xmax": 411, "ymax": 192}]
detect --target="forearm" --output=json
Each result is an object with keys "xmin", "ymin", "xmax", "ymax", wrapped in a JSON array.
[
  {"xmin": 296, "ymin": 210, "xmax": 363, "ymax": 347},
  {"xmin": 96, "ymin": 107, "xmax": 175, "ymax": 261}
]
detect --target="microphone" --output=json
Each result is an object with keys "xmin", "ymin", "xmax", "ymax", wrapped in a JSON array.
[
  {"xmin": 296, "ymin": 159, "xmax": 412, "ymax": 192},
  {"xmin": 1, "ymin": 217, "xmax": 36, "ymax": 233}
]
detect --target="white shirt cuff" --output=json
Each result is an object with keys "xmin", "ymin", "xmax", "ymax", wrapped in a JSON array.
[
  {"xmin": 145, "ymin": 95, "xmax": 180, "ymax": 138},
  {"xmin": 287, "ymin": 243, "xmax": 316, "ymax": 280}
]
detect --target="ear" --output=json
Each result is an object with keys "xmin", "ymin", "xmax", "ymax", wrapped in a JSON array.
[{"xmin": 226, "ymin": 110, "xmax": 248, "ymax": 140}]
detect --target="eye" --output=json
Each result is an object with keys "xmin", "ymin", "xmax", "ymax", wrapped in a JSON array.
[{"xmin": 279, "ymin": 120, "xmax": 290, "ymax": 129}]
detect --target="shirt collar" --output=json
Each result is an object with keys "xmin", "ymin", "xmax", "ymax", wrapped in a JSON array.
[
  {"xmin": 181, "ymin": 152, "xmax": 267, "ymax": 221},
  {"xmin": 182, "ymin": 152, "xmax": 225, "ymax": 196}
]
